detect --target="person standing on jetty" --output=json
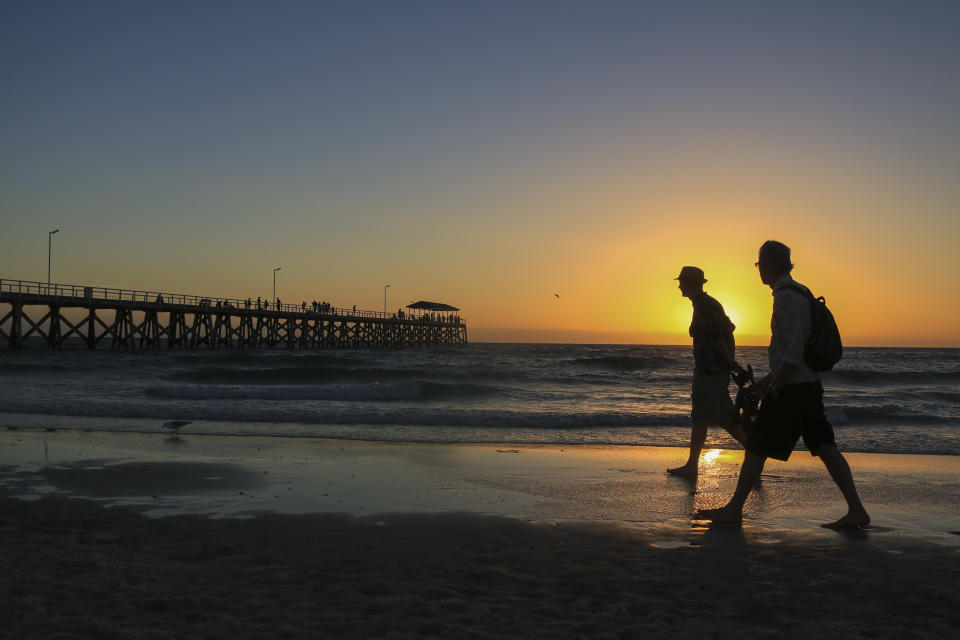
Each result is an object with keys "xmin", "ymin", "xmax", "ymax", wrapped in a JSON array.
[
  {"xmin": 696, "ymin": 241, "xmax": 870, "ymax": 528},
  {"xmin": 669, "ymin": 266, "xmax": 746, "ymax": 477}
]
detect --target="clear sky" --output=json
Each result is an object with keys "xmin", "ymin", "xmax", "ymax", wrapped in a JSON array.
[{"xmin": 2, "ymin": 1, "xmax": 958, "ymax": 346}]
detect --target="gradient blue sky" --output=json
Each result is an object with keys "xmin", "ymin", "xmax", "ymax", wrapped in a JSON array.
[{"xmin": 2, "ymin": 1, "xmax": 958, "ymax": 344}]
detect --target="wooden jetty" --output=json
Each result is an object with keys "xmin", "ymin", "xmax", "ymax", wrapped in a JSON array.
[{"xmin": 0, "ymin": 279, "xmax": 467, "ymax": 350}]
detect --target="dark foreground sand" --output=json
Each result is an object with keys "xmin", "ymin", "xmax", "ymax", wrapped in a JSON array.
[
  {"xmin": 2, "ymin": 430, "xmax": 959, "ymax": 638},
  {"xmin": 4, "ymin": 495, "xmax": 960, "ymax": 640}
]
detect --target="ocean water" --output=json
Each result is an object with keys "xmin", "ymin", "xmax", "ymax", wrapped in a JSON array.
[{"xmin": 0, "ymin": 343, "xmax": 957, "ymax": 455}]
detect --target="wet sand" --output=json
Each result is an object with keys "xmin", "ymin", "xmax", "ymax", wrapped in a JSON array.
[{"xmin": 2, "ymin": 429, "xmax": 959, "ymax": 638}]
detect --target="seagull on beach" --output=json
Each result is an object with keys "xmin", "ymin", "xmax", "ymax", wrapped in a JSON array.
[{"xmin": 162, "ymin": 420, "xmax": 191, "ymax": 436}]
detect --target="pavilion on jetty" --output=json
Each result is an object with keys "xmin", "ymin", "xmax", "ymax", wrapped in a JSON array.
[{"xmin": 0, "ymin": 278, "xmax": 467, "ymax": 350}]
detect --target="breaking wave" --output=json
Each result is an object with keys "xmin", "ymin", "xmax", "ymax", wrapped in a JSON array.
[
  {"xmin": 825, "ymin": 369, "xmax": 960, "ymax": 385},
  {"xmin": 0, "ymin": 398, "xmax": 687, "ymax": 430},
  {"xmin": 570, "ymin": 356, "xmax": 679, "ymax": 371},
  {"xmin": 146, "ymin": 382, "xmax": 505, "ymax": 402}
]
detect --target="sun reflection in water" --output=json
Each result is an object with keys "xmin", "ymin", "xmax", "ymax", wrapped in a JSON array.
[
  {"xmin": 696, "ymin": 449, "xmax": 725, "ymax": 485},
  {"xmin": 703, "ymin": 449, "xmax": 722, "ymax": 464}
]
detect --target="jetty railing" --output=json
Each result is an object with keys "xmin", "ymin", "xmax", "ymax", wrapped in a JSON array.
[
  {"xmin": 0, "ymin": 278, "xmax": 446, "ymax": 320},
  {"xmin": 0, "ymin": 278, "xmax": 466, "ymax": 350}
]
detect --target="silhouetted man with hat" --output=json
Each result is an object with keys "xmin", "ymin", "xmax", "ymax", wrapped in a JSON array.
[{"xmin": 670, "ymin": 266, "xmax": 745, "ymax": 476}]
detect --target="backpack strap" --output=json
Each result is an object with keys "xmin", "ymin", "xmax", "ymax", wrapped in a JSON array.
[
  {"xmin": 779, "ymin": 283, "xmax": 814, "ymax": 299},
  {"xmin": 781, "ymin": 283, "xmax": 830, "ymax": 307}
]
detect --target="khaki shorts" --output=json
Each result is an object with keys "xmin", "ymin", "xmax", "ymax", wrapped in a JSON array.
[{"xmin": 691, "ymin": 368, "xmax": 734, "ymax": 424}]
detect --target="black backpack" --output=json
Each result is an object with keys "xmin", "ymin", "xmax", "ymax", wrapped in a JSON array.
[{"xmin": 782, "ymin": 284, "xmax": 843, "ymax": 372}]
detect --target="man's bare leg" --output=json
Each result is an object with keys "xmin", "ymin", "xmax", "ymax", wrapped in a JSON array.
[
  {"xmin": 695, "ymin": 450, "xmax": 766, "ymax": 523},
  {"xmin": 817, "ymin": 444, "xmax": 870, "ymax": 528},
  {"xmin": 668, "ymin": 421, "xmax": 707, "ymax": 477},
  {"xmin": 669, "ymin": 409, "xmax": 745, "ymax": 476}
]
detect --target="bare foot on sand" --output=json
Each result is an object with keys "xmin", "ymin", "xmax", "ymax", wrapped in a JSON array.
[
  {"xmin": 694, "ymin": 506, "xmax": 742, "ymax": 525},
  {"xmin": 822, "ymin": 511, "xmax": 871, "ymax": 529},
  {"xmin": 667, "ymin": 464, "xmax": 698, "ymax": 478}
]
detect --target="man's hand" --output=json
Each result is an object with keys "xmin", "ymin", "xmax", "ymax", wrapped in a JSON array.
[{"xmin": 731, "ymin": 362, "xmax": 754, "ymax": 389}]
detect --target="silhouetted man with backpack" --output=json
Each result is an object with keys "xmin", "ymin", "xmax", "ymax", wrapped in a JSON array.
[{"xmin": 696, "ymin": 240, "xmax": 870, "ymax": 528}]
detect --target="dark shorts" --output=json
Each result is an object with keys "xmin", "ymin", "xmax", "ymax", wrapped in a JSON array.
[
  {"xmin": 691, "ymin": 368, "xmax": 734, "ymax": 424},
  {"xmin": 744, "ymin": 382, "xmax": 836, "ymax": 462}
]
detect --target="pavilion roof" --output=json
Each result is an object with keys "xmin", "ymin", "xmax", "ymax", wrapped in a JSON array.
[{"xmin": 406, "ymin": 300, "xmax": 460, "ymax": 312}]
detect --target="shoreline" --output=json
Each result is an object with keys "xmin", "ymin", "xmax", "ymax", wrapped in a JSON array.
[
  {"xmin": 2, "ymin": 428, "xmax": 958, "ymax": 544},
  {"xmin": 3, "ymin": 414, "xmax": 959, "ymax": 457}
]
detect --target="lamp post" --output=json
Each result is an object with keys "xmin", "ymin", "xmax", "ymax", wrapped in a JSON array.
[
  {"xmin": 273, "ymin": 267, "xmax": 282, "ymax": 308},
  {"xmin": 384, "ymin": 284, "xmax": 390, "ymax": 314},
  {"xmin": 47, "ymin": 229, "xmax": 60, "ymax": 293}
]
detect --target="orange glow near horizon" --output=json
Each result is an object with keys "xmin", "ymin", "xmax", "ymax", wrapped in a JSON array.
[
  {"xmin": 459, "ymin": 201, "xmax": 959, "ymax": 347},
  {"xmin": 4, "ymin": 82, "xmax": 957, "ymax": 349},
  {"xmin": 5, "ymin": 101, "xmax": 958, "ymax": 349}
]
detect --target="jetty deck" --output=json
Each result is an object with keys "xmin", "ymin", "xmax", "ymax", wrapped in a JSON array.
[{"xmin": 0, "ymin": 279, "xmax": 467, "ymax": 350}]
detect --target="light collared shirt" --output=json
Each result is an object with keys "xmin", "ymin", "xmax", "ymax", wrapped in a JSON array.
[{"xmin": 768, "ymin": 274, "xmax": 819, "ymax": 384}]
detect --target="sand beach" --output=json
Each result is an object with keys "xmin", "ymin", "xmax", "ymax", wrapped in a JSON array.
[{"xmin": 2, "ymin": 428, "xmax": 959, "ymax": 639}]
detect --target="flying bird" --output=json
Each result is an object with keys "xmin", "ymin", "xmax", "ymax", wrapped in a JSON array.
[
  {"xmin": 162, "ymin": 420, "xmax": 191, "ymax": 436},
  {"xmin": 554, "ymin": 293, "xmax": 560, "ymax": 298}
]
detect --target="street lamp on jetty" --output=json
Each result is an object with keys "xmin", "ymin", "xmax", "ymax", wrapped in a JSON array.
[
  {"xmin": 273, "ymin": 267, "xmax": 282, "ymax": 307},
  {"xmin": 47, "ymin": 229, "xmax": 60, "ymax": 293},
  {"xmin": 384, "ymin": 284, "xmax": 390, "ymax": 314}
]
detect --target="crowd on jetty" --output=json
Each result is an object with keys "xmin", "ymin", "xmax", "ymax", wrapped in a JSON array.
[{"xmin": 188, "ymin": 296, "xmax": 461, "ymax": 324}]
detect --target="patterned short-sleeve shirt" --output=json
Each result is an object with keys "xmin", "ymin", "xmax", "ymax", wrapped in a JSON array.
[{"xmin": 689, "ymin": 292, "xmax": 736, "ymax": 374}]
